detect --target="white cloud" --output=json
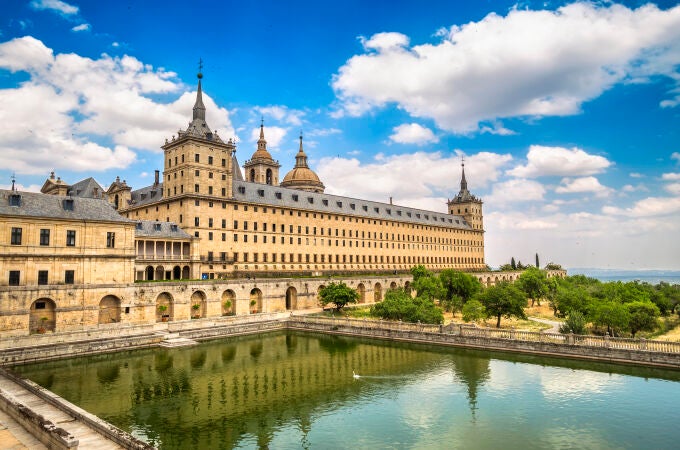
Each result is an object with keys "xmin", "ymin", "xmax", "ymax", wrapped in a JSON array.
[
  {"xmin": 30, "ymin": 0, "xmax": 78, "ymax": 16},
  {"xmin": 0, "ymin": 183, "xmax": 42, "ymax": 193},
  {"xmin": 629, "ymin": 172, "xmax": 643, "ymax": 178},
  {"xmin": 665, "ymin": 183, "xmax": 680, "ymax": 195},
  {"xmin": 508, "ymin": 145, "xmax": 611, "ymax": 178},
  {"xmin": 256, "ymin": 105, "xmax": 305, "ymax": 126},
  {"xmin": 389, "ymin": 123, "xmax": 439, "ymax": 145},
  {"xmin": 486, "ymin": 178, "xmax": 546, "ymax": 204},
  {"xmin": 555, "ymin": 176, "xmax": 611, "ymax": 197},
  {"xmin": 249, "ymin": 126, "xmax": 287, "ymax": 149},
  {"xmin": 0, "ymin": 36, "xmax": 235, "ymax": 174},
  {"xmin": 332, "ymin": 3, "xmax": 680, "ymax": 133},
  {"xmin": 662, "ymin": 172, "xmax": 680, "ymax": 181},
  {"xmin": 672, "ymin": 152, "xmax": 680, "ymax": 163},
  {"xmin": 71, "ymin": 23, "xmax": 90, "ymax": 32},
  {"xmin": 347, "ymin": 150, "xmax": 361, "ymax": 156},
  {"xmin": 479, "ymin": 121, "xmax": 516, "ymax": 136},
  {"xmin": 621, "ymin": 183, "xmax": 648, "ymax": 193},
  {"xmin": 603, "ymin": 197, "xmax": 680, "ymax": 217},
  {"xmin": 307, "ymin": 128, "xmax": 341, "ymax": 137},
  {"xmin": 317, "ymin": 150, "xmax": 511, "ymax": 208}
]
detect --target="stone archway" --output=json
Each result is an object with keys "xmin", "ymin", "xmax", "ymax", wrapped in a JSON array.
[
  {"xmin": 374, "ymin": 283, "xmax": 383, "ymax": 302},
  {"xmin": 357, "ymin": 283, "xmax": 366, "ymax": 304},
  {"xmin": 404, "ymin": 281, "xmax": 411, "ymax": 292},
  {"xmin": 390, "ymin": 281, "xmax": 397, "ymax": 290},
  {"xmin": 182, "ymin": 266, "xmax": 190, "ymax": 279},
  {"xmin": 222, "ymin": 290, "xmax": 236, "ymax": 316},
  {"xmin": 317, "ymin": 285, "xmax": 326, "ymax": 306},
  {"xmin": 145, "ymin": 266, "xmax": 154, "ymax": 281},
  {"xmin": 286, "ymin": 286, "xmax": 297, "ymax": 310},
  {"xmin": 266, "ymin": 168, "xmax": 273, "ymax": 185},
  {"xmin": 156, "ymin": 292, "xmax": 174, "ymax": 322},
  {"xmin": 155, "ymin": 266, "xmax": 165, "ymax": 281},
  {"xmin": 250, "ymin": 288, "xmax": 263, "ymax": 314},
  {"xmin": 29, "ymin": 298, "xmax": 56, "ymax": 334},
  {"xmin": 173, "ymin": 266, "xmax": 181, "ymax": 280},
  {"xmin": 191, "ymin": 291, "xmax": 207, "ymax": 318},
  {"xmin": 98, "ymin": 295, "xmax": 121, "ymax": 324}
]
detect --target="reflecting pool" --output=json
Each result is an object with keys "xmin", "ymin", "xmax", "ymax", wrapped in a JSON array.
[{"xmin": 14, "ymin": 331, "xmax": 680, "ymax": 449}]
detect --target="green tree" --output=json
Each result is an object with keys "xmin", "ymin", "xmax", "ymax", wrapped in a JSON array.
[
  {"xmin": 559, "ymin": 310, "xmax": 587, "ymax": 335},
  {"xmin": 626, "ymin": 301, "xmax": 660, "ymax": 337},
  {"xmin": 370, "ymin": 288, "xmax": 444, "ymax": 324},
  {"xmin": 412, "ymin": 274, "xmax": 445, "ymax": 302},
  {"xmin": 476, "ymin": 282, "xmax": 527, "ymax": 328},
  {"xmin": 439, "ymin": 269, "xmax": 482, "ymax": 303},
  {"xmin": 410, "ymin": 265, "xmax": 431, "ymax": 282},
  {"xmin": 462, "ymin": 299, "xmax": 486, "ymax": 323},
  {"xmin": 535, "ymin": 253, "xmax": 540, "ymax": 268},
  {"xmin": 517, "ymin": 267, "xmax": 548, "ymax": 306},
  {"xmin": 591, "ymin": 301, "xmax": 630, "ymax": 337},
  {"xmin": 511, "ymin": 257, "xmax": 516, "ymax": 270},
  {"xmin": 544, "ymin": 262, "xmax": 563, "ymax": 270},
  {"xmin": 318, "ymin": 282, "xmax": 359, "ymax": 312},
  {"xmin": 552, "ymin": 284, "xmax": 592, "ymax": 318}
]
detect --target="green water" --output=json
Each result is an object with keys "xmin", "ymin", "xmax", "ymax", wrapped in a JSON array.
[{"xmin": 13, "ymin": 331, "xmax": 680, "ymax": 449}]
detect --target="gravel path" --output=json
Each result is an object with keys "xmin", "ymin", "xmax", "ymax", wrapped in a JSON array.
[{"xmin": 528, "ymin": 317, "xmax": 562, "ymax": 333}]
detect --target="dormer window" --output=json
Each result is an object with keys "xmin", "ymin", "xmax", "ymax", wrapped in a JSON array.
[
  {"xmin": 258, "ymin": 189, "xmax": 265, "ymax": 197},
  {"xmin": 397, "ymin": 210, "xmax": 402, "ymax": 216},
  {"xmin": 308, "ymin": 197, "xmax": 314, "ymax": 204},
  {"xmin": 350, "ymin": 203, "xmax": 355, "ymax": 210},
  {"xmin": 386, "ymin": 209, "xmax": 391, "ymax": 215},
  {"xmin": 154, "ymin": 223, "xmax": 162, "ymax": 231},
  {"xmin": 62, "ymin": 199, "xmax": 74, "ymax": 211},
  {"xmin": 322, "ymin": 199, "xmax": 328, "ymax": 206},
  {"xmin": 238, "ymin": 186, "xmax": 246, "ymax": 194},
  {"xmin": 292, "ymin": 194, "xmax": 299, "ymax": 201},
  {"xmin": 374, "ymin": 207, "xmax": 379, "ymax": 213},
  {"xmin": 407, "ymin": 212, "xmax": 412, "ymax": 217},
  {"xmin": 135, "ymin": 222, "xmax": 143, "ymax": 230},
  {"xmin": 416, "ymin": 213, "xmax": 421, "ymax": 218},
  {"xmin": 170, "ymin": 224, "xmax": 178, "ymax": 231},
  {"xmin": 8, "ymin": 194, "xmax": 21, "ymax": 207},
  {"xmin": 362, "ymin": 205, "xmax": 368, "ymax": 211},
  {"xmin": 275, "ymin": 192, "xmax": 282, "ymax": 199},
  {"xmin": 337, "ymin": 201, "xmax": 342, "ymax": 207}
]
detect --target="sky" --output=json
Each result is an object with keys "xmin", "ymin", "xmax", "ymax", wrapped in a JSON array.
[{"xmin": 1, "ymin": 0, "xmax": 679, "ymax": 270}]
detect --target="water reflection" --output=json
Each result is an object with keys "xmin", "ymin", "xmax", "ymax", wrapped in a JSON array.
[{"xmin": 13, "ymin": 331, "xmax": 680, "ymax": 450}]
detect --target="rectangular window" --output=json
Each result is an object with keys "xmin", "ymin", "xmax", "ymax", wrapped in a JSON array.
[
  {"xmin": 8, "ymin": 270, "xmax": 20, "ymax": 286},
  {"xmin": 208, "ymin": 232, "xmax": 213, "ymax": 240},
  {"xmin": 208, "ymin": 156, "xmax": 213, "ymax": 165},
  {"xmin": 194, "ymin": 184, "xmax": 199, "ymax": 193},
  {"xmin": 208, "ymin": 186, "xmax": 213, "ymax": 195},
  {"xmin": 195, "ymin": 153, "xmax": 200, "ymax": 162},
  {"xmin": 195, "ymin": 217, "xmax": 200, "ymax": 226},
  {"xmin": 106, "ymin": 232, "xmax": 115, "ymax": 248},
  {"xmin": 66, "ymin": 230, "xmax": 76, "ymax": 246},
  {"xmin": 40, "ymin": 229, "xmax": 50, "ymax": 246},
  {"xmin": 10, "ymin": 227, "xmax": 22, "ymax": 245},
  {"xmin": 38, "ymin": 270, "xmax": 48, "ymax": 285}
]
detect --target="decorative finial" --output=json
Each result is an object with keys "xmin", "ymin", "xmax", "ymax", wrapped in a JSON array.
[
  {"xmin": 461, "ymin": 155, "xmax": 465, "ymax": 167},
  {"xmin": 197, "ymin": 58, "xmax": 203, "ymax": 79},
  {"xmin": 10, "ymin": 173, "xmax": 16, "ymax": 192}
]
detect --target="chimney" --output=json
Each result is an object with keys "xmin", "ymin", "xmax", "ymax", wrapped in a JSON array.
[
  {"xmin": 154, "ymin": 170, "xmax": 160, "ymax": 186},
  {"xmin": 389, "ymin": 196, "xmax": 393, "ymax": 205}
]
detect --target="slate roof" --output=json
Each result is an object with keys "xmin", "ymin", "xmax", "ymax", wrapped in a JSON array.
[
  {"xmin": 0, "ymin": 190, "xmax": 132, "ymax": 223},
  {"xmin": 233, "ymin": 155, "xmax": 244, "ymax": 181},
  {"xmin": 68, "ymin": 177, "xmax": 105, "ymax": 199},
  {"xmin": 128, "ymin": 183, "xmax": 164, "ymax": 208},
  {"xmin": 134, "ymin": 220, "xmax": 192, "ymax": 239},
  {"xmin": 232, "ymin": 181, "xmax": 472, "ymax": 230}
]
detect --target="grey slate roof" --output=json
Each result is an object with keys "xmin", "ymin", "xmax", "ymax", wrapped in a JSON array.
[
  {"xmin": 134, "ymin": 220, "xmax": 192, "ymax": 239},
  {"xmin": 233, "ymin": 155, "xmax": 244, "ymax": 181},
  {"xmin": 129, "ymin": 183, "xmax": 164, "ymax": 208},
  {"xmin": 0, "ymin": 190, "xmax": 132, "ymax": 223},
  {"xmin": 232, "ymin": 181, "xmax": 472, "ymax": 230},
  {"xmin": 68, "ymin": 177, "xmax": 105, "ymax": 199}
]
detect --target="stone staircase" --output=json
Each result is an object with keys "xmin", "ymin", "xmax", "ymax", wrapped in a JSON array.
[{"xmin": 157, "ymin": 333, "xmax": 198, "ymax": 348}]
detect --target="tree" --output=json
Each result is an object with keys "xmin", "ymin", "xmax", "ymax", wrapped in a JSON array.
[
  {"xmin": 559, "ymin": 310, "xmax": 587, "ymax": 335},
  {"xmin": 439, "ymin": 269, "xmax": 482, "ymax": 303},
  {"xmin": 591, "ymin": 301, "xmax": 630, "ymax": 337},
  {"xmin": 370, "ymin": 288, "xmax": 444, "ymax": 324},
  {"xmin": 535, "ymin": 253, "xmax": 540, "ymax": 268},
  {"xmin": 462, "ymin": 299, "xmax": 486, "ymax": 323},
  {"xmin": 544, "ymin": 262, "xmax": 563, "ymax": 270},
  {"xmin": 318, "ymin": 282, "xmax": 359, "ymax": 312},
  {"xmin": 412, "ymin": 274, "xmax": 445, "ymax": 302},
  {"xmin": 476, "ymin": 282, "xmax": 527, "ymax": 328},
  {"xmin": 552, "ymin": 284, "xmax": 591, "ymax": 318},
  {"xmin": 511, "ymin": 257, "xmax": 516, "ymax": 270},
  {"xmin": 626, "ymin": 301, "xmax": 660, "ymax": 337},
  {"xmin": 517, "ymin": 267, "xmax": 548, "ymax": 306},
  {"xmin": 410, "ymin": 265, "xmax": 431, "ymax": 283}
]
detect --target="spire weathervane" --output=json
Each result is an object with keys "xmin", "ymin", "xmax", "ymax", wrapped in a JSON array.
[
  {"xmin": 197, "ymin": 58, "xmax": 203, "ymax": 78},
  {"xmin": 10, "ymin": 173, "xmax": 16, "ymax": 192}
]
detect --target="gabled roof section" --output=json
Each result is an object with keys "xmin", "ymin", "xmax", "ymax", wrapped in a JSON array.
[
  {"xmin": 0, "ymin": 189, "xmax": 132, "ymax": 223},
  {"xmin": 134, "ymin": 220, "xmax": 192, "ymax": 239},
  {"xmin": 128, "ymin": 183, "xmax": 164, "ymax": 207},
  {"xmin": 68, "ymin": 177, "xmax": 105, "ymax": 199}
]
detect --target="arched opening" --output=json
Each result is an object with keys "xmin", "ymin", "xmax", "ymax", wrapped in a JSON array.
[
  {"xmin": 156, "ymin": 292, "xmax": 174, "ymax": 322},
  {"xmin": 191, "ymin": 291, "xmax": 207, "ymax": 319},
  {"xmin": 98, "ymin": 295, "xmax": 121, "ymax": 324},
  {"xmin": 250, "ymin": 288, "xmax": 263, "ymax": 314},
  {"xmin": 29, "ymin": 298, "xmax": 56, "ymax": 334},
  {"xmin": 145, "ymin": 265, "xmax": 154, "ymax": 281},
  {"xmin": 222, "ymin": 290, "xmax": 236, "ymax": 316},
  {"xmin": 182, "ymin": 266, "xmax": 190, "ymax": 279},
  {"xmin": 266, "ymin": 169, "xmax": 273, "ymax": 185},
  {"xmin": 155, "ymin": 265, "xmax": 165, "ymax": 281},
  {"xmin": 285, "ymin": 286, "xmax": 297, "ymax": 310},
  {"xmin": 390, "ymin": 281, "xmax": 397, "ymax": 290},
  {"xmin": 173, "ymin": 266, "xmax": 181, "ymax": 280},
  {"xmin": 114, "ymin": 194, "xmax": 119, "ymax": 209},
  {"xmin": 374, "ymin": 283, "xmax": 382, "ymax": 302},
  {"xmin": 249, "ymin": 168, "xmax": 256, "ymax": 182},
  {"xmin": 404, "ymin": 281, "xmax": 411, "ymax": 292},
  {"xmin": 317, "ymin": 285, "xmax": 326, "ymax": 306},
  {"xmin": 357, "ymin": 283, "xmax": 366, "ymax": 304}
]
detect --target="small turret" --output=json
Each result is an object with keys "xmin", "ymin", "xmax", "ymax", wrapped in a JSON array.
[
  {"xmin": 280, "ymin": 133, "xmax": 325, "ymax": 193},
  {"xmin": 243, "ymin": 119, "xmax": 281, "ymax": 185},
  {"xmin": 448, "ymin": 157, "xmax": 483, "ymax": 231}
]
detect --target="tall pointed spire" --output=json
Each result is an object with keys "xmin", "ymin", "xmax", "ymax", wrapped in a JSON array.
[
  {"xmin": 295, "ymin": 132, "xmax": 309, "ymax": 168},
  {"xmin": 193, "ymin": 59, "xmax": 206, "ymax": 121},
  {"xmin": 257, "ymin": 117, "xmax": 267, "ymax": 151},
  {"xmin": 460, "ymin": 156, "xmax": 468, "ymax": 192}
]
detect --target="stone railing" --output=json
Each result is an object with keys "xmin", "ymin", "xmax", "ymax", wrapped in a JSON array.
[{"xmin": 288, "ymin": 316, "xmax": 680, "ymax": 368}]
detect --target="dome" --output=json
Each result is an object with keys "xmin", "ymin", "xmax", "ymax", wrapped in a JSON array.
[
  {"xmin": 280, "ymin": 134, "xmax": 325, "ymax": 193},
  {"xmin": 249, "ymin": 122, "xmax": 274, "ymax": 162}
]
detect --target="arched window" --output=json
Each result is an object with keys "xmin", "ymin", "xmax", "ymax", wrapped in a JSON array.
[
  {"xmin": 249, "ymin": 168, "xmax": 256, "ymax": 182},
  {"xmin": 266, "ymin": 169, "xmax": 273, "ymax": 185}
]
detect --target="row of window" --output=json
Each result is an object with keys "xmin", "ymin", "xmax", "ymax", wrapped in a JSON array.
[
  {"xmin": 229, "ymin": 253, "xmax": 483, "ymax": 265},
  {"xmin": 8, "ymin": 270, "xmax": 75, "ymax": 286},
  {"xmin": 167, "ymin": 153, "xmax": 227, "ymax": 167},
  {"xmin": 8, "ymin": 228, "xmax": 115, "ymax": 248}
]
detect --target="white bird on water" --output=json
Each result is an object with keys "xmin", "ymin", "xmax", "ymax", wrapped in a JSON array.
[{"xmin": 353, "ymin": 370, "xmax": 360, "ymax": 379}]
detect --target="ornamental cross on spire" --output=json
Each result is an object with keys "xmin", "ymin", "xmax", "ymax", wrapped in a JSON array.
[{"xmin": 198, "ymin": 58, "xmax": 203, "ymax": 73}]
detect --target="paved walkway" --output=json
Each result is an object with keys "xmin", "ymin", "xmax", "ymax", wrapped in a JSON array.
[
  {"xmin": 0, "ymin": 373, "xmax": 124, "ymax": 449},
  {"xmin": 528, "ymin": 316, "xmax": 562, "ymax": 333}
]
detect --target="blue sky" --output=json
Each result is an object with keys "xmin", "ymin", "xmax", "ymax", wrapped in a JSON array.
[{"xmin": 1, "ymin": 0, "xmax": 680, "ymax": 270}]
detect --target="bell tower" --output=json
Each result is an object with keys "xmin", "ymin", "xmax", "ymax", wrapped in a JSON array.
[
  {"xmin": 447, "ymin": 158, "xmax": 483, "ymax": 231},
  {"xmin": 243, "ymin": 119, "xmax": 281, "ymax": 185}
]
